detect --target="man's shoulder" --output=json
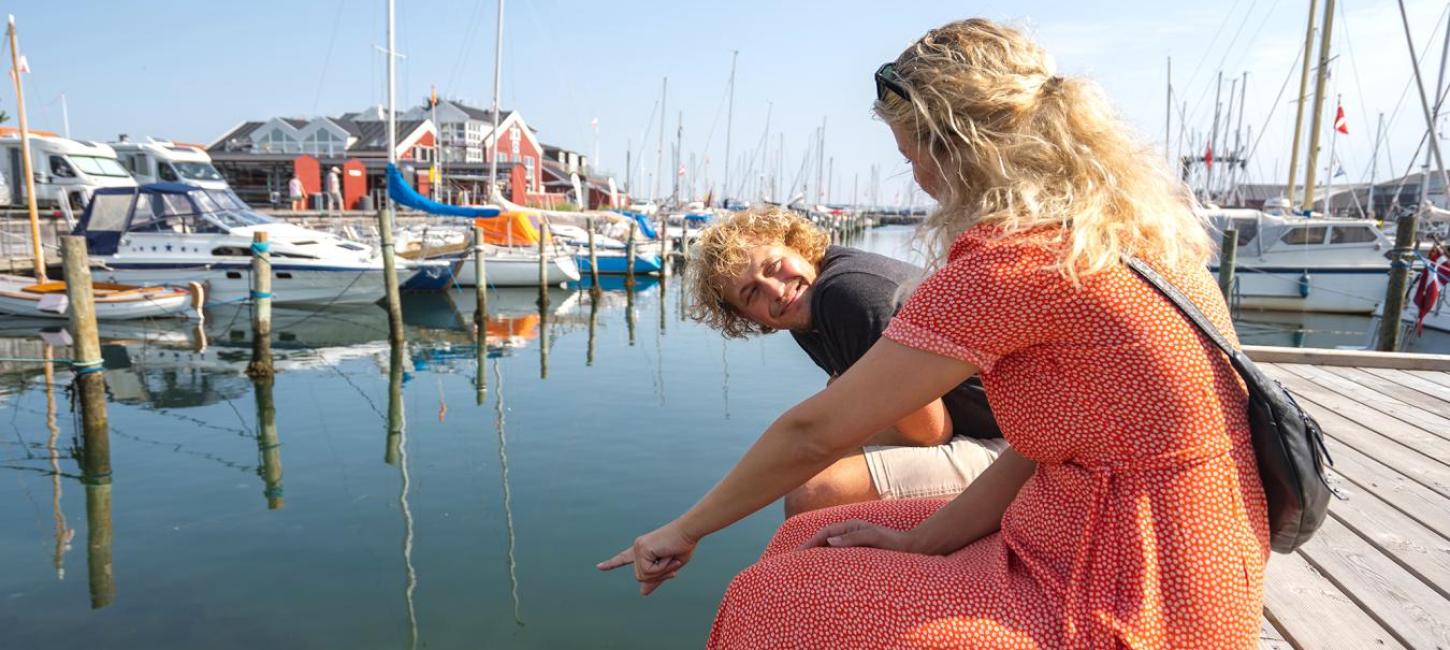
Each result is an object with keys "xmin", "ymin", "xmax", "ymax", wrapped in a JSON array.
[{"xmin": 815, "ymin": 247, "xmax": 920, "ymax": 301}]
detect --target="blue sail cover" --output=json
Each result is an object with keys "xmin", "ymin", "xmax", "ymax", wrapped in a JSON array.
[
  {"xmin": 611, "ymin": 210, "xmax": 659, "ymax": 239},
  {"xmin": 387, "ymin": 163, "xmax": 501, "ymax": 219}
]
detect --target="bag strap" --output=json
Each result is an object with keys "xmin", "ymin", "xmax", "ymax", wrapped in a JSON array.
[{"xmin": 1122, "ymin": 256, "xmax": 1238, "ymax": 357}]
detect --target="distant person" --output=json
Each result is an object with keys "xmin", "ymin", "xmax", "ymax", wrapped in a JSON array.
[
  {"xmin": 288, "ymin": 174, "xmax": 305, "ymax": 211},
  {"xmin": 684, "ymin": 207, "xmax": 1005, "ymax": 517},
  {"xmin": 326, "ymin": 166, "xmax": 343, "ymax": 212}
]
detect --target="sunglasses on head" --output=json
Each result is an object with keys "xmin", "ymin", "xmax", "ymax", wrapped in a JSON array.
[{"xmin": 875, "ymin": 62, "xmax": 909, "ymax": 103}]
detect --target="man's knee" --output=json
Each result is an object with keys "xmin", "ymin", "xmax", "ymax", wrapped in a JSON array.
[{"xmin": 783, "ymin": 454, "xmax": 878, "ymax": 518}]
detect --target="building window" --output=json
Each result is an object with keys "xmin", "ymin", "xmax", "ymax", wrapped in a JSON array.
[
  {"xmin": 524, "ymin": 156, "xmax": 535, "ymax": 192},
  {"xmin": 256, "ymin": 128, "xmax": 298, "ymax": 154},
  {"xmin": 304, "ymin": 129, "xmax": 345, "ymax": 156}
]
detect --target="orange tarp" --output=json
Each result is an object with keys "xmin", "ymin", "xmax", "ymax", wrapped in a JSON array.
[{"xmin": 473, "ymin": 212, "xmax": 551, "ymax": 247}]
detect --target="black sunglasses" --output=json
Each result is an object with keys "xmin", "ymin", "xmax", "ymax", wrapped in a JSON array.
[{"xmin": 875, "ymin": 62, "xmax": 909, "ymax": 103}]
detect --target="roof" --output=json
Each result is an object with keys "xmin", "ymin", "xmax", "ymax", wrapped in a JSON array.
[
  {"xmin": 350, "ymin": 120, "xmax": 429, "ymax": 152},
  {"xmin": 95, "ymin": 182, "xmax": 196, "ymax": 196},
  {"xmin": 209, "ymin": 121, "xmax": 263, "ymax": 152},
  {"xmin": 437, "ymin": 99, "xmax": 513, "ymax": 123}
]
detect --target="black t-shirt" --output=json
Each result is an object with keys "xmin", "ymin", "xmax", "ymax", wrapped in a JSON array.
[{"xmin": 790, "ymin": 246, "xmax": 1002, "ymax": 439}]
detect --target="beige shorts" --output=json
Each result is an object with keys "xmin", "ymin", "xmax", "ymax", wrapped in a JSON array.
[{"xmin": 863, "ymin": 436, "xmax": 1010, "ymax": 500}]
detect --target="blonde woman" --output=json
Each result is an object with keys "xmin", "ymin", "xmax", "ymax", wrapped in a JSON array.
[{"xmin": 599, "ymin": 18, "xmax": 1267, "ymax": 648}]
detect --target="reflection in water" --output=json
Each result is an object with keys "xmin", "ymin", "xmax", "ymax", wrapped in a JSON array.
[
  {"xmin": 626, "ymin": 284, "xmax": 637, "ymax": 347},
  {"xmin": 494, "ymin": 359, "xmax": 523, "ymax": 627},
  {"xmin": 44, "ymin": 346, "xmax": 73, "ymax": 580},
  {"xmin": 721, "ymin": 338, "xmax": 731, "ymax": 420},
  {"xmin": 539, "ymin": 292, "xmax": 550, "ymax": 380},
  {"xmin": 253, "ymin": 373, "xmax": 284, "ymax": 510},
  {"xmin": 390, "ymin": 341, "xmax": 419, "ymax": 649},
  {"xmin": 587, "ymin": 288, "xmax": 600, "ymax": 367}
]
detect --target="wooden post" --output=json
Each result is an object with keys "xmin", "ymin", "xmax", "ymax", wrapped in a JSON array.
[
  {"xmin": 9, "ymin": 17, "xmax": 46, "ymax": 282},
  {"xmin": 473, "ymin": 224, "xmax": 487, "ymax": 326},
  {"xmin": 61, "ymin": 236, "xmax": 112, "ymax": 609},
  {"xmin": 1217, "ymin": 228, "xmax": 1238, "ymax": 302},
  {"xmin": 1376, "ymin": 213, "xmax": 1418, "ymax": 352},
  {"xmin": 537, "ymin": 217, "xmax": 550, "ymax": 289},
  {"xmin": 246, "ymin": 231, "xmax": 274, "ymax": 378},
  {"xmin": 378, "ymin": 206, "xmax": 406, "ymax": 347},
  {"xmin": 626, "ymin": 220, "xmax": 638, "ymax": 287},
  {"xmin": 385, "ymin": 340, "xmax": 405, "ymax": 465},
  {"xmin": 660, "ymin": 228, "xmax": 671, "ymax": 280},
  {"xmin": 586, "ymin": 216, "xmax": 600, "ymax": 288},
  {"xmin": 254, "ymin": 374, "xmax": 284, "ymax": 510}
]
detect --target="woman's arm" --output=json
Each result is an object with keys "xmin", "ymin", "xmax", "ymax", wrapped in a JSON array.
[{"xmin": 675, "ymin": 339, "xmax": 977, "ymax": 542}]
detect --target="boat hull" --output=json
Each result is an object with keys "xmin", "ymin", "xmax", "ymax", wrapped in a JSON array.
[
  {"xmin": 1210, "ymin": 265, "xmax": 1388, "ymax": 314},
  {"xmin": 0, "ymin": 276, "xmax": 196, "ymax": 320},
  {"xmin": 578, "ymin": 253, "xmax": 663, "ymax": 275},
  {"xmin": 93, "ymin": 264, "xmax": 387, "ymax": 305},
  {"xmin": 453, "ymin": 253, "xmax": 580, "ymax": 287}
]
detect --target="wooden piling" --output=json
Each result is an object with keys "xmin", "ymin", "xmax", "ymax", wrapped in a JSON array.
[
  {"xmin": 1217, "ymin": 228, "xmax": 1238, "ymax": 302},
  {"xmin": 537, "ymin": 217, "xmax": 549, "ymax": 291},
  {"xmin": 254, "ymin": 374, "xmax": 284, "ymax": 509},
  {"xmin": 1376, "ymin": 213, "xmax": 1418, "ymax": 352},
  {"xmin": 246, "ymin": 231, "xmax": 274, "ymax": 378},
  {"xmin": 60, "ymin": 236, "xmax": 113, "ymax": 609},
  {"xmin": 626, "ymin": 220, "xmax": 638, "ymax": 287},
  {"xmin": 473, "ymin": 224, "xmax": 487, "ymax": 326},
  {"xmin": 586, "ymin": 216, "xmax": 600, "ymax": 289},
  {"xmin": 660, "ymin": 229, "xmax": 671, "ymax": 281},
  {"xmin": 377, "ymin": 206, "xmax": 406, "ymax": 346}
]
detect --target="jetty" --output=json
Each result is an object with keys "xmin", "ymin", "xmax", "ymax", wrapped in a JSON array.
[{"xmin": 1248, "ymin": 346, "xmax": 1450, "ymax": 649}]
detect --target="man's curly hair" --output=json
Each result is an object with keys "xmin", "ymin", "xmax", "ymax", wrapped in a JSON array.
[{"xmin": 686, "ymin": 206, "xmax": 829, "ymax": 338}]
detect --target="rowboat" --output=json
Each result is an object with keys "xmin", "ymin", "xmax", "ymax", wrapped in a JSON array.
[{"xmin": 0, "ymin": 274, "xmax": 199, "ymax": 320}]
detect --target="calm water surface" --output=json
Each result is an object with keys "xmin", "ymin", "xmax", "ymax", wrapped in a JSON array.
[{"xmin": 0, "ymin": 226, "xmax": 1436, "ymax": 649}]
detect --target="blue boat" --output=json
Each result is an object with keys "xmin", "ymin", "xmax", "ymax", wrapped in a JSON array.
[{"xmin": 578, "ymin": 252, "xmax": 663, "ymax": 275}]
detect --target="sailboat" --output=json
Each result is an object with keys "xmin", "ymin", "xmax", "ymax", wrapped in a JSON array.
[{"xmin": 0, "ymin": 15, "xmax": 196, "ymax": 321}]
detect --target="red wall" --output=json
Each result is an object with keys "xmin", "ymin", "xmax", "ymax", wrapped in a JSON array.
[
  {"xmin": 342, "ymin": 159, "xmax": 367, "ymax": 210},
  {"xmin": 492, "ymin": 126, "xmax": 540, "ymax": 191},
  {"xmin": 293, "ymin": 155, "xmax": 321, "ymax": 195}
]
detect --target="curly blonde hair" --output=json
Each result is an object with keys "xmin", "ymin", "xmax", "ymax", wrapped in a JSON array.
[
  {"xmin": 876, "ymin": 19, "xmax": 1209, "ymax": 279},
  {"xmin": 686, "ymin": 207, "xmax": 829, "ymax": 338}
]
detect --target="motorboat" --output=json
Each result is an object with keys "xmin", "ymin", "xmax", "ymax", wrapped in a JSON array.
[
  {"xmin": 451, "ymin": 244, "xmax": 580, "ymax": 286},
  {"xmin": 74, "ymin": 183, "xmax": 394, "ymax": 305},
  {"xmin": 0, "ymin": 273, "xmax": 199, "ymax": 320},
  {"xmin": 1203, "ymin": 208, "xmax": 1393, "ymax": 313},
  {"xmin": 548, "ymin": 223, "xmax": 662, "ymax": 275}
]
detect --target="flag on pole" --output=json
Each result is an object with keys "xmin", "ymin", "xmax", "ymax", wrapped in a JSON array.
[
  {"xmin": 590, "ymin": 117, "xmax": 599, "ymax": 129},
  {"xmin": 1204, "ymin": 141, "xmax": 1213, "ymax": 168},
  {"xmin": 429, "ymin": 85, "xmax": 438, "ymax": 108},
  {"xmin": 1334, "ymin": 103, "xmax": 1349, "ymax": 134},
  {"xmin": 677, "ymin": 163, "xmax": 686, "ymax": 177},
  {"xmin": 1413, "ymin": 246, "xmax": 1448, "ymax": 335},
  {"xmin": 8, "ymin": 54, "xmax": 28, "ymax": 82}
]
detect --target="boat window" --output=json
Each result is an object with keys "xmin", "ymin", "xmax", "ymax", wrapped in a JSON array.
[
  {"xmin": 1279, "ymin": 226, "xmax": 1327, "ymax": 246},
  {"xmin": 158, "ymin": 163, "xmax": 179, "ymax": 182},
  {"xmin": 49, "ymin": 155, "xmax": 76, "ymax": 178},
  {"xmin": 1228, "ymin": 221, "xmax": 1258, "ymax": 247},
  {"xmin": 175, "ymin": 161, "xmax": 224, "ymax": 182},
  {"xmin": 85, "ymin": 193, "xmax": 134, "ymax": 231},
  {"xmin": 206, "ymin": 189, "xmax": 248, "ymax": 211},
  {"xmin": 1329, "ymin": 226, "xmax": 1379, "ymax": 244},
  {"xmin": 188, "ymin": 190, "xmax": 221, "ymax": 214},
  {"xmin": 68, "ymin": 156, "xmax": 132, "ymax": 178}
]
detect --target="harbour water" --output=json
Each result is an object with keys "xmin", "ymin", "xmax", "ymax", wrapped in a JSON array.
[{"xmin": 0, "ymin": 226, "xmax": 1441, "ymax": 648}]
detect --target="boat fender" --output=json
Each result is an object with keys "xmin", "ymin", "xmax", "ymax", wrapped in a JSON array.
[{"xmin": 1297, "ymin": 271, "xmax": 1312, "ymax": 298}]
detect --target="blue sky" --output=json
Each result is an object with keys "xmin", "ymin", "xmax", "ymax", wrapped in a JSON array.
[{"xmin": 5, "ymin": 1, "xmax": 1445, "ymax": 206}]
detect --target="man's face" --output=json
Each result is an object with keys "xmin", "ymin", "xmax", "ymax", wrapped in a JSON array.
[{"xmin": 724, "ymin": 243, "xmax": 818, "ymax": 332}]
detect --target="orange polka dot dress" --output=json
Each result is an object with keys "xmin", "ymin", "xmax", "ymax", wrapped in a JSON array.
[{"xmin": 707, "ymin": 226, "xmax": 1270, "ymax": 649}]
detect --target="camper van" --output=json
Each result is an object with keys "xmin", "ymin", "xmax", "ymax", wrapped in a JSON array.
[
  {"xmin": 112, "ymin": 139, "xmax": 229, "ymax": 190},
  {"xmin": 0, "ymin": 134, "xmax": 136, "ymax": 210}
]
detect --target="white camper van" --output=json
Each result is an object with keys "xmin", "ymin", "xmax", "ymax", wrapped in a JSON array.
[
  {"xmin": 112, "ymin": 139, "xmax": 229, "ymax": 190},
  {"xmin": 0, "ymin": 134, "xmax": 136, "ymax": 210}
]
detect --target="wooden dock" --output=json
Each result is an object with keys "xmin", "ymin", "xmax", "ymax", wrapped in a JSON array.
[{"xmin": 1246, "ymin": 346, "xmax": 1450, "ymax": 649}]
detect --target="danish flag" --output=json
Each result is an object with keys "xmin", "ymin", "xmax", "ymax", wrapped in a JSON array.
[{"xmin": 1413, "ymin": 246, "xmax": 1449, "ymax": 335}]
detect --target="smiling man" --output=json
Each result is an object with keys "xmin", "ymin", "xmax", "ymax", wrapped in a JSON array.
[{"xmin": 687, "ymin": 207, "xmax": 1006, "ymax": 516}]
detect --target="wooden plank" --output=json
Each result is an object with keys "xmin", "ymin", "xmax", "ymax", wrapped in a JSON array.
[
  {"xmin": 1361, "ymin": 367, "xmax": 1450, "ymax": 406},
  {"xmin": 1355, "ymin": 367, "xmax": 1450, "ymax": 418},
  {"xmin": 1263, "ymin": 550, "xmax": 1405, "ymax": 649},
  {"xmin": 1282, "ymin": 364, "xmax": 1450, "ymax": 443},
  {"xmin": 1246, "ymin": 345, "xmax": 1450, "ymax": 371},
  {"xmin": 1326, "ymin": 467, "xmax": 1450, "ymax": 601},
  {"xmin": 1324, "ymin": 435, "xmax": 1450, "ymax": 541},
  {"xmin": 1262, "ymin": 369, "xmax": 1450, "ymax": 500},
  {"xmin": 1264, "ymin": 366, "xmax": 1450, "ymax": 473},
  {"xmin": 1403, "ymin": 369, "xmax": 1450, "ymax": 392},
  {"xmin": 1298, "ymin": 518, "xmax": 1450, "ymax": 649},
  {"xmin": 1258, "ymin": 617, "xmax": 1292, "ymax": 650}
]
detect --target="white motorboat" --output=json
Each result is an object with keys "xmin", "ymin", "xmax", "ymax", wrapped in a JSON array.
[
  {"xmin": 1203, "ymin": 208, "xmax": 1392, "ymax": 313},
  {"xmin": 75, "ymin": 183, "xmax": 390, "ymax": 305},
  {"xmin": 0, "ymin": 274, "xmax": 198, "ymax": 320}
]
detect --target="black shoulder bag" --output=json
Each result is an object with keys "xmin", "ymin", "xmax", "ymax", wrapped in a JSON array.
[{"xmin": 1126, "ymin": 257, "xmax": 1333, "ymax": 553}]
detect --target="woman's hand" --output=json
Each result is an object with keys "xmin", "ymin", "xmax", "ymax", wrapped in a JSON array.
[
  {"xmin": 597, "ymin": 521, "xmax": 698, "ymax": 596},
  {"xmin": 797, "ymin": 519, "xmax": 920, "ymax": 553}
]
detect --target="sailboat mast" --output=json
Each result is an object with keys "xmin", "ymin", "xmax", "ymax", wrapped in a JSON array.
[
  {"xmin": 6, "ymin": 16, "xmax": 44, "ymax": 282},
  {"xmin": 723, "ymin": 50, "xmax": 738, "ymax": 206},
  {"xmin": 1300, "ymin": 0, "xmax": 1337, "ymax": 212},
  {"xmin": 379, "ymin": 0, "xmax": 405, "ymax": 343},
  {"xmin": 1221, "ymin": 74, "xmax": 1237, "ymax": 200},
  {"xmin": 1207, "ymin": 72, "xmax": 1222, "ymax": 203},
  {"xmin": 1369, "ymin": 112, "xmax": 1384, "ymax": 219},
  {"xmin": 1399, "ymin": 0, "xmax": 1450, "ymax": 203},
  {"xmin": 673, "ymin": 111, "xmax": 682, "ymax": 206},
  {"xmin": 653, "ymin": 77, "xmax": 666, "ymax": 206},
  {"xmin": 1286, "ymin": 0, "xmax": 1320, "ymax": 207},
  {"xmin": 1230, "ymin": 71, "xmax": 1247, "ymax": 202},
  {"xmin": 1164, "ymin": 57, "xmax": 1172, "ymax": 163},
  {"xmin": 1418, "ymin": 9, "xmax": 1450, "ymax": 209},
  {"xmin": 488, "ymin": 0, "xmax": 505, "ymax": 201}
]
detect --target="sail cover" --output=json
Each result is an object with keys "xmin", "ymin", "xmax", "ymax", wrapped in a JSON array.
[
  {"xmin": 387, "ymin": 163, "xmax": 501, "ymax": 219},
  {"xmin": 612, "ymin": 209, "xmax": 658, "ymax": 240}
]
